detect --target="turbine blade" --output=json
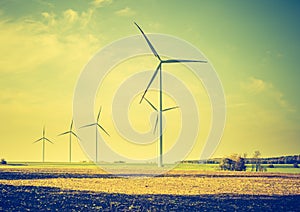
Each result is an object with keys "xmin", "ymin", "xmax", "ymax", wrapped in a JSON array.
[
  {"xmin": 70, "ymin": 120, "xmax": 73, "ymax": 130},
  {"xmin": 97, "ymin": 123, "xmax": 110, "ymax": 136},
  {"xmin": 140, "ymin": 64, "xmax": 160, "ymax": 103},
  {"xmin": 162, "ymin": 106, "xmax": 179, "ymax": 112},
  {"xmin": 33, "ymin": 138, "xmax": 43, "ymax": 143},
  {"xmin": 43, "ymin": 126, "xmax": 45, "ymax": 137},
  {"xmin": 163, "ymin": 59, "xmax": 207, "ymax": 63},
  {"xmin": 80, "ymin": 123, "xmax": 96, "ymax": 128},
  {"xmin": 58, "ymin": 131, "xmax": 70, "ymax": 136},
  {"xmin": 71, "ymin": 131, "xmax": 80, "ymax": 140},
  {"xmin": 97, "ymin": 106, "xmax": 102, "ymax": 122},
  {"xmin": 144, "ymin": 97, "xmax": 158, "ymax": 111},
  {"xmin": 134, "ymin": 22, "xmax": 161, "ymax": 61},
  {"xmin": 153, "ymin": 115, "xmax": 158, "ymax": 134},
  {"xmin": 45, "ymin": 137, "xmax": 53, "ymax": 144}
]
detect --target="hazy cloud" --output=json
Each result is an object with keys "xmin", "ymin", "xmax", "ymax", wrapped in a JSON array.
[
  {"xmin": 91, "ymin": 0, "xmax": 112, "ymax": 7},
  {"xmin": 115, "ymin": 7, "xmax": 135, "ymax": 17},
  {"xmin": 241, "ymin": 77, "xmax": 269, "ymax": 94},
  {"xmin": 63, "ymin": 9, "xmax": 78, "ymax": 23},
  {"xmin": 261, "ymin": 50, "xmax": 284, "ymax": 65},
  {"xmin": 0, "ymin": 7, "xmax": 101, "ymax": 74},
  {"xmin": 41, "ymin": 11, "xmax": 56, "ymax": 26},
  {"xmin": 241, "ymin": 77, "xmax": 294, "ymax": 112}
]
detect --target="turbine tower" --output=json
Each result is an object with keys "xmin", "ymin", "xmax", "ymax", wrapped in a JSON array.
[
  {"xmin": 134, "ymin": 22, "xmax": 207, "ymax": 167},
  {"xmin": 33, "ymin": 126, "xmax": 53, "ymax": 162},
  {"xmin": 58, "ymin": 120, "xmax": 80, "ymax": 163},
  {"xmin": 144, "ymin": 97, "xmax": 179, "ymax": 134},
  {"xmin": 80, "ymin": 106, "xmax": 110, "ymax": 163}
]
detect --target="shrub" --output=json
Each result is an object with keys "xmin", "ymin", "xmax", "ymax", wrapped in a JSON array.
[
  {"xmin": 293, "ymin": 163, "xmax": 299, "ymax": 168},
  {"xmin": 268, "ymin": 164, "xmax": 274, "ymax": 168},
  {"xmin": 220, "ymin": 154, "xmax": 246, "ymax": 171},
  {"xmin": 1, "ymin": 158, "xmax": 7, "ymax": 165}
]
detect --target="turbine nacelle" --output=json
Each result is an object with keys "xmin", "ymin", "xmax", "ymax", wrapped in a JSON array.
[
  {"xmin": 58, "ymin": 120, "xmax": 80, "ymax": 140},
  {"xmin": 33, "ymin": 126, "xmax": 53, "ymax": 144},
  {"xmin": 80, "ymin": 106, "xmax": 110, "ymax": 136}
]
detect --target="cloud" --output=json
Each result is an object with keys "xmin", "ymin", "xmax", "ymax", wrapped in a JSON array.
[
  {"xmin": 38, "ymin": 8, "xmax": 99, "ymax": 40},
  {"xmin": 115, "ymin": 7, "xmax": 135, "ymax": 17},
  {"xmin": 80, "ymin": 9, "xmax": 94, "ymax": 27},
  {"xmin": 63, "ymin": 9, "xmax": 78, "ymax": 23},
  {"xmin": 261, "ymin": 50, "xmax": 284, "ymax": 65},
  {"xmin": 40, "ymin": 9, "xmax": 94, "ymax": 32},
  {"xmin": 34, "ymin": 0, "xmax": 55, "ymax": 9},
  {"xmin": 0, "ymin": 8, "xmax": 100, "ymax": 74},
  {"xmin": 240, "ymin": 77, "xmax": 269, "ymax": 94},
  {"xmin": 0, "ymin": 21, "xmax": 59, "ymax": 73},
  {"xmin": 148, "ymin": 22, "xmax": 162, "ymax": 30},
  {"xmin": 41, "ymin": 12, "xmax": 50, "ymax": 18},
  {"xmin": 91, "ymin": 0, "xmax": 112, "ymax": 7},
  {"xmin": 41, "ymin": 12, "xmax": 56, "ymax": 26},
  {"xmin": 270, "ymin": 90, "xmax": 292, "ymax": 111},
  {"xmin": 241, "ymin": 77, "xmax": 295, "ymax": 112}
]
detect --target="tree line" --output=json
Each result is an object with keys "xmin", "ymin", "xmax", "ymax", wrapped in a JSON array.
[{"xmin": 179, "ymin": 152, "xmax": 300, "ymax": 171}]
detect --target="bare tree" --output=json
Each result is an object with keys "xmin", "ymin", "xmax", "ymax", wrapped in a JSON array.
[{"xmin": 253, "ymin": 150, "xmax": 261, "ymax": 172}]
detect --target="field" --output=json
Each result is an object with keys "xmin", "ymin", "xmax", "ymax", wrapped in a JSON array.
[{"xmin": 0, "ymin": 163, "xmax": 300, "ymax": 211}]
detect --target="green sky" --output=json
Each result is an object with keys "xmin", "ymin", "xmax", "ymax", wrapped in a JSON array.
[{"xmin": 0, "ymin": 0, "xmax": 299, "ymax": 162}]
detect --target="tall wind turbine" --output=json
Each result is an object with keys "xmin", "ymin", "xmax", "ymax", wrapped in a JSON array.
[
  {"xmin": 80, "ymin": 106, "xmax": 110, "ymax": 163},
  {"xmin": 33, "ymin": 126, "xmax": 53, "ymax": 163},
  {"xmin": 58, "ymin": 120, "xmax": 80, "ymax": 163},
  {"xmin": 144, "ymin": 97, "xmax": 179, "ymax": 134},
  {"xmin": 134, "ymin": 22, "xmax": 207, "ymax": 167}
]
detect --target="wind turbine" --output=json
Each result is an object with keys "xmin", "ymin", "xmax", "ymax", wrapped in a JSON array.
[
  {"xmin": 58, "ymin": 120, "xmax": 80, "ymax": 163},
  {"xmin": 33, "ymin": 126, "xmax": 53, "ymax": 163},
  {"xmin": 80, "ymin": 106, "xmax": 110, "ymax": 163},
  {"xmin": 144, "ymin": 97, "xmax": 179, "ymax": 134},
  {"xmin": 134, "ymin": 22, "xmax": 207, "ymax": 167}
]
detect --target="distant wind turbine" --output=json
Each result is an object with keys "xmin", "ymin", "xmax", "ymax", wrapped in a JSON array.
[
  {"xmin": 80, "ymin": 106, "xmax": 110, "ymax": 163},
  {"xmin": 134, "ymin": 22, "xmax": 207, "ymax": 167},
  {"xmin": 144, "ymin": 97, "xmax": 179, "ymax": 134},
  {"xmin": 58, "ymin": 120, "xmax": 80, "ymax": 163},
  {"xmin": 33, "ymin": 126, "xmax": 53, "ymax": 163}
]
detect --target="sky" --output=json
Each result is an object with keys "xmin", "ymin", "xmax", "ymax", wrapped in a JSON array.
[{"xmin": 0, "ymin": 0, "xmax": 299, "ymax": 162}]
